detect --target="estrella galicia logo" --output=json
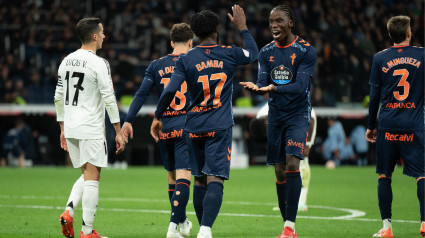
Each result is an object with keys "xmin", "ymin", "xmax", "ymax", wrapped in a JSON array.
[{"xmin": 271, "ymin": 65, "xmax": 292, "ymax": 84}]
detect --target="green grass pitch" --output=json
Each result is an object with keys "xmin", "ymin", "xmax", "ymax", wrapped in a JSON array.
[{"xmin": 0, "ymin": 166, "xmax": 420, "ymax": 237}]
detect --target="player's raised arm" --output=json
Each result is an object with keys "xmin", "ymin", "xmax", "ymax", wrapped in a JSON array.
[{"xmin": 228, "ymin": 4, "xmax": 259, "ymax": 64}]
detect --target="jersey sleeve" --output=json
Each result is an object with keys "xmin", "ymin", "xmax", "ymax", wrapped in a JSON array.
[
  {"xmin": 154, "ymin": 58, "xmax": 185, "ymax": 119},
  {"xmin": 369, "ymin": 55, "xmax": 381, "ymax": 86},
  {"xmin": 97, "ymin": 58, "xmax": 120, "ymax": 124},
  {"xmin": 275, "ymin": 47, "xmax": 316, "ymax": 94},
  {"xmin": 54, "ymin": 66, "xmax": 65, "ymax": 122},
  {"xmin": 233, "ymin": 30, "xmax": 259, "ymax": 65},
  {"xmin": 125, "ymin": 62, "xmax": 156, "ymax": 123},
  {"xmin": 256, "ymin": 50, "xmax": 269, "ymax": 88}
]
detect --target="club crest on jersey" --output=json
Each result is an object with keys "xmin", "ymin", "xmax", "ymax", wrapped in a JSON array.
[{"xmin": 271, "ymin": 65, "xmax": 292, "ymax": 84}]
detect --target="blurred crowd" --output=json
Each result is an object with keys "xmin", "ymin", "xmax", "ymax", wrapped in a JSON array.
[{"xmin": 0, "ymin": 0, "xmax": 423, "ymax": 106}]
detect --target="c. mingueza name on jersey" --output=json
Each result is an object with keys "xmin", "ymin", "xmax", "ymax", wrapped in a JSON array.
[{"xmin": 65, "ymin": 59, "xmax": 88, "ymax": 68}]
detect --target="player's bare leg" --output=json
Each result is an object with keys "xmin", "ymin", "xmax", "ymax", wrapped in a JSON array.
[
  {"xmin": 60, "ymin": 168, "xmax": 84, "ymax": 238},
  {"xmin": 167, "ymin": 169, "xmax": 192, "ymax": 238},
  {"xmin": 196, "ymin": 176, "xmax": 224, "ymax": 238},
  {"xmin": 373, "ymin": 174, "xmax": 393, "ymax": 238}
]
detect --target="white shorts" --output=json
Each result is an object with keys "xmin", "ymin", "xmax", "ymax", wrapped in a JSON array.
[{"xmin": 67, "ymin": 138, "xmax": 108, "ymax": 168}]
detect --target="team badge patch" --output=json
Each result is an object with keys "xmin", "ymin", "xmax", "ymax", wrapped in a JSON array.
[{"xmin": 271, "ymin": 65, "xmax": 293, "ymax": 84}]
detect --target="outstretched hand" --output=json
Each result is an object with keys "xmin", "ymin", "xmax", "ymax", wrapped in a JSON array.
[
  {"xmin": 239, "ymin": 82, "xmax": 259, "ymax": 92},
  {"xmin": 227, "ymin": 4, "xmax": 248, "ymax": 31}
]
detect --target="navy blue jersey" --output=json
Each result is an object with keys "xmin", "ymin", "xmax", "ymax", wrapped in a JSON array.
[
  {"xmin": 126, "ymin": 54, "xmax": 189, "ymax": 130},
  {"xmin": 368, "ymin": 46, "xmax": 424, "ymax": 132},
  {"xmin": 257, "ymin": 36, "xmax": 316, "ymax": 126},
  {"xmin": 155, "ymin": 30, "xmax": 258, "ymax": 133}
]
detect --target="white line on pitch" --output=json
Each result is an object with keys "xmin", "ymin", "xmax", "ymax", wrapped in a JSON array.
[{"xmin": 0, "ymin": 204, "xmax": 419, "ymax": 224}]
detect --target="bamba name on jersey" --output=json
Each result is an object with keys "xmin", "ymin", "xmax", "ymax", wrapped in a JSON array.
[
  {"xmin": 66, "ymin": 59, "xmax": 87, "ymax": 68},
  {"xmin": 195, "ymin": 60, "xmax": 223, "ymax": 71},
  {"xmin": 381, "ymin": 57, "xmax": 421, "ymax": 73}
]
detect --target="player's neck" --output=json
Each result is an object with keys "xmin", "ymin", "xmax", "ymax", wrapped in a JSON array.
[
  {"xmin": 199, "ymin": 37, "xmax": 217, "ymax": 45},
  {"xmin": 276, "ymin": 34, "xmax": 296, "ymax": 47},
  {"xmin": 394, "ymin": 40, "xmax": 410, "ymax": 47},
  {"xmin": 80, "ymin": 43, "xmax": 97, "ymax": 54},
  {"xmin": 172, "ymin": 46, "xmax": 189, "ymax": 55}
]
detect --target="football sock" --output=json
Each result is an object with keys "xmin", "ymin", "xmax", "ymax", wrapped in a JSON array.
[
  {"xmin": 378, "ymin": 176, "xmax": 392, "ymax": 220},
  {"xmin": 201, "ymin": 181, "xmax": 223, "ymax": 227},
  {"xmin": 383, "ymin": 218, "xmax": 392, "ymax": 230},
  {"xmin": 193, "ymin": 185, "xmax": 207, "ymax": 224},
  {"xmin": 417, "ymin": 178, "xmax": 425, "ymax": 221},
  {"xmin": 300, "ymin": 157, "xmax": 311, "ymax": 205},
  {"xmin": 276, "ymin": 181, "xmax": 287, "ymax": 221},
  {"xmin": 170, "ymin": 179, "xmax": 190, "ymax": 224},
  {"xmin": 286, "ymin": 171, "xmax": 301, "ymax": 222},
  {"xmin": 284, "ymin": 220, "xmax": 295, "ymax": 230},
  {"xmin": 168, "ymin": 184, "xmax": 175, "ymax": 204},
  {"xmin": 65, "ymin": 174, "xmax": 84, "ymax": 217},
  {"xmin": 81, "ymin": 180, "xmax": 99, "ymax": 235}
]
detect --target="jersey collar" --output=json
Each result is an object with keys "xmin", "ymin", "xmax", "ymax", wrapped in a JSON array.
[
  {"xmin": 275, "ymin": 36, "xmax": 299, "ymax": 48},
  {"xmin": 197, "ymin": 44, "xmax": 218, "ymax": 48}
]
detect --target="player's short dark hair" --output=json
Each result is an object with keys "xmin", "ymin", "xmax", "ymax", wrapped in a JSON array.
[
  {"xmin": 76, "ymin": 17, "xmax": 102, "ymax": 44},
  {"xmin": 272, "ymin": 5, "xmax": 295, "ymax": 34},
  {"xmin": 170, "ymin": 23, "xmax": 194, "ymax": 43},
  {"xmin": 190, "ymin": 10, "xmax": 219, "ymax": 39},
  {"xmin": 249, "ymin": 117, "xmax": 268, "ymax": 141},
  {"xmin": 387, "ymin": 15, "xmax": 410, "ymax": 44}
]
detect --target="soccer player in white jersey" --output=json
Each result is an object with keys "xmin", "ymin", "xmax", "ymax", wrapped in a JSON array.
[
  {"xmin": 54, "ymin": 17, "xmax": 125, "ymax": 238},
  {"xmin": 251, "ymin": 104, "xmax": 317, "ymax": 212}
]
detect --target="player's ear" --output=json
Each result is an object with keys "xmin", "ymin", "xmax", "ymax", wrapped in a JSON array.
[
  {"xmin": 171, "ymin": 41, "xmax": 175, "ymax": 49},
  {"xmin": 188, "ymin": 39, "xmax": 193, "ymax": 48}
]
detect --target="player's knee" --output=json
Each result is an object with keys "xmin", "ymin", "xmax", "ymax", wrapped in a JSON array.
[
  {"xmin": 173, "ymin": 200, "xmax": 179, "ymax": 206},
  {"xmin": 275, "ymin": 165, "xmax": 286, "ymax": 181},
  {"xmin": 194, "ymin": 176, "xmax": 207, "ymax": 186}
]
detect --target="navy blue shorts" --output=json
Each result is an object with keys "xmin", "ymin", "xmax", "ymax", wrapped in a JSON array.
[
  {"xmin": 158, "ymin": 127, "xmax": 190, "ymax": 172},
  {"xmin": 187, "ymin": 127, "xmax": 232, "ymax": 180},
  {"xmin": 376, "ymin": 130, "xmax": 424, "ymax": 178},
  {"xmin": 267, "ymin": 121, "xmax": 310, "ymax": 165}
]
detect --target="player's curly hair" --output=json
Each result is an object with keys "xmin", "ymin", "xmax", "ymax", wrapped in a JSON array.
[
  {"xmin": 190, "ymin": 10, "xmax": 219, "ymax": 39},
  {"xmin": 170, "ymin": 23, "xmax": 194, "ymax": 43},
  {"xmin": 272, "ymin": 5, "xmax": 295, "ymax": 34},
  {"xmin": 76, "ymin": 17, "xmax": 102, "ymax": 44}
]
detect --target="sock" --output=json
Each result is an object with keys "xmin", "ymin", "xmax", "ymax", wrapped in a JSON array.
[
  {"xmin": 65, "ymin": 174, "xmax": 84, "ymax": 217},
  {"xmin": 170, "ymin": 179, "xmax": 190, "ymax": 224},
  {"xmin": 378, "ymin": 176, "xmax": 392, "ymax": 221},
  {"xmin": 284, "ymin": 220, "xmax": 295, "ymax": 230},
  {"xmin": 168, "ymin": 184, "xmax": 176, "ymax": 203},
  {"xmin": 193, "ymin": 185, "xmax": 207, "ymax": 224},
  {"xmin": 418, "ymin": 178, "xmax": 425, "ymax": 221},
  {"xmin": 82, "ymin": 180, "xmax": 99, "ymax": 235},
  {"xmin": 276, "ymin": 181, "xmax": 286, "ymax": 221},
  {"xmin": 199, "ymin": 225, "xmax": 211, "ymax": 236},
  {"xmin": 299, "ymin": 187, "xmax": 308, "ymax": 205},
  {"xmin": 286, "ymin": 171, "xmax": 302, "ymax": 222},
  {"xmin": 201, "ymin": 181, "xmax": 223, "ymax": 228},
  {"xmin": 383, "ymin": 218, "xmax": 392, "ymax": 230}
]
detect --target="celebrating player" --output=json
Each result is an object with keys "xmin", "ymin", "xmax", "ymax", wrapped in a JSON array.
[
  {"xmin": 121, "ymin": 23, "xmax": 194, "ymax": 238},
  {"xmin": 366, "ymin": 15, "xmax": 424, "ymax": 238},
  {"xmin": 151, "ymin": 5, "xmax": 258, "ymax": 238},
  {"xmin": 240, "ymin": 4, "xmax": 316, "ymax": 238},
  {"xmin": 250, "ymin": 104, "xmax": 317, "ymax": 212},
  {"xmin": 55, "ymin": 18, "xmax": 125, "ymax": 238}
]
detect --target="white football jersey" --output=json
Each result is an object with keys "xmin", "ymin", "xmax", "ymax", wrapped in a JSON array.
[{"xmin": 55, "ymin": 49, "xmax": 120, "ymax": 139}]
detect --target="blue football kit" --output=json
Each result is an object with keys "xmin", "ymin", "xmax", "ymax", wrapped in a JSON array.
[
  {"xmin": 126, "ymin": 54, "xmax": 190, "ymax": 171},
  {"xmin": 155, "ymin": 30, "xmax": 258, "ymax": 179},
  {"xmin": 257, "ymin": 36, "xmax": 316, "ymax": 163},
  {"xmin": 368, "ymin": 45, "xmax": 424, "ymax": 177}
]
